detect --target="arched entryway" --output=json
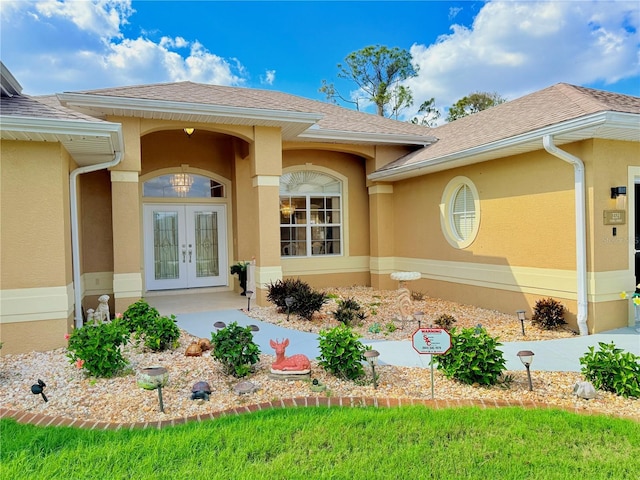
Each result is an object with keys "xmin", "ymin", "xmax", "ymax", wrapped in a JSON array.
[{"xmin": 141, "ymin": 171, "xmax": 229, "ymax": 291}]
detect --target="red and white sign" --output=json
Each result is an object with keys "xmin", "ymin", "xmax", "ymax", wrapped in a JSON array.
[{"xmin": 411, "ymin": 328, "xmax": 451, "ymax": 355}]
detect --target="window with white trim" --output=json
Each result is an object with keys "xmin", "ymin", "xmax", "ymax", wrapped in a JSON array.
[
  {"xmin": 280, "ymin": 171, "xmax": 342, "ymax": 257},
  {"xmin": 440, "ymin": 176, "xmax": 480, "ymax": 249}
]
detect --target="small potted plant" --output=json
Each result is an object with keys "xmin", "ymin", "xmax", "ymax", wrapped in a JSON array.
[{"xmin": 230, "ymin": 261, "xmax": 249, "ymax": 295}]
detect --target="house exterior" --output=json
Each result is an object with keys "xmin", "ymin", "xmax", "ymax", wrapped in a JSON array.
[{"xmin": 1, "ymin": 61, "xmax": 638, "ymax": 355}]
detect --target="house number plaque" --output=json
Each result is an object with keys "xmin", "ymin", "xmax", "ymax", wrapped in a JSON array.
[{"xmin": 603, "ymin": 210, "xmax": 626, "ymax": 225}]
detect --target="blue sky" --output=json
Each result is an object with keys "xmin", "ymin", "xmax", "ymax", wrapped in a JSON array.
[{"xmin": 1, "ymin": 0, "xmax": 638, "ymax": 121}]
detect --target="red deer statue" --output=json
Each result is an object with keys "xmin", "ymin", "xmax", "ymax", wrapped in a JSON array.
[{"xmin": 269, "ymin": 338, "xmax": 311, "ymax": 374}]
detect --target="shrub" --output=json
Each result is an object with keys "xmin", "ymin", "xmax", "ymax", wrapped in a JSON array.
[
  {"xmin": 266, "ymin": 278, "xmax": 327, "ymax": 321},
  {"xmin": 435, "ymin": 327, "xmax": 506, "ymax": 386},
  {"xmin": 317, "ymin": 325, "xmax": 366, "ymax": 381},
  {"xmin": 66, "ymin": 320, "xmax": 130, "ymax": 378},
  {"xmin": 122, "ymin": 299, "xmax": 159, "ymax": 334},
  {"xmin": 140, "ymin": 314, "xmax": 180, "ymax": 352},
  {"xmin": 411, "ymin": 291, "xmax": 425, "ymax": 301},
  {"xmin": 531, "ymin": 297, "xmax": 566, "ymax": 330},
  {"xmin": 435, "ymin": 314, "xmax": 457, "ymax": 330},
  {"xmin": 333, "ymin": 297, "xmax": 367, "ymax": 327},
  {"xmin": 579, "ymin": 342, "xmax": 640, "ymax": 398},
  {"xmin": 123, "ymin": 299, "xmax": 180, "ymax": 352},
  {"xmin": 210, "ymin": 322, "xmax": 261, "ymax": 378}
]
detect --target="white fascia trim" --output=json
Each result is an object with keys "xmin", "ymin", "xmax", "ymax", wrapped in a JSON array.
[
  {"xmin": 57, "ymin": 93, "xmax": 323, "ymax": 126},
  {"xmin": 1, "ymin": 62, "xmax": 23, "ymax": 96},
  {"xmin": 368, "ymin": 111, "xmax": 637, "ymax": 181},
  {"xmin": 299, "ymin": 128, "xmax": 436, "ymax": 146}
]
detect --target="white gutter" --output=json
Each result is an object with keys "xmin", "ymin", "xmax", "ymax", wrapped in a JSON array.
[
  {"xmin": 70, "ymin": 152, "xmax": 123, "ymax": 328},
  {"xmin": 543, "ymin": 135, "xmax": 589, "ymax": 335}
]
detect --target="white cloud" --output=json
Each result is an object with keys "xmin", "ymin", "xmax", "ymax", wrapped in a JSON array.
[
  {"xmin": 0, "ymin": 0, "xmax": 247, "ymax": 92},
  {"xmin": 404, "ymin": 0, "xmax": 640, "ymax": 122},
  {"xmin": 34, "ymin": 0, "xmax": 134, "ymax": 39},
  {"xmin": 261, "ymin": 69, "xmax": 276, "ymax": 85}
]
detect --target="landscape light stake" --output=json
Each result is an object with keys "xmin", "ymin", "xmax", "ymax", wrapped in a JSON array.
[
  {"xmin": 285, "ymin": 296, "xmax": 294, "ymax": 321},
  {"xmin": 246, "ymin": 291, "xmax": 254, "ymax": 311},
  {"xmin": 516, "ymin": 310, "xmax": 527, "ymax": 336},
  {"xmin": 517, "ymin": 350, "xmax": 535, "ymax": 391},
  {"xmin": 364, "ymin": 350, "xmax": 380, "ymax": 389}
]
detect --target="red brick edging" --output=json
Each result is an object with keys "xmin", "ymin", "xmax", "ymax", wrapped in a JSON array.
[{"xmin": 1, "ymin": 397, "xmax": 637, "ymax": 430}]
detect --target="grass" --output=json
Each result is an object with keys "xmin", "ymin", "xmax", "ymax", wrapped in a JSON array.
[{"xmin": 1, "ymin": 406, "xmax": 639, "ymax": 479}]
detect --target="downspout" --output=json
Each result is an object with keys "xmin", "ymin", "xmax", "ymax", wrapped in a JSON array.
[
  {"xmin": 70, "ymin": 152, "xmax": 123, "ymax": 328},
  {"xmin": 542, "ymin": 135, "xmax": 589, "ymax": 335}
]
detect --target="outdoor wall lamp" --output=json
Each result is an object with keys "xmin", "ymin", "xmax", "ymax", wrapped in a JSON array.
[
  {"xmin": 364, "ymin": 349, "xmax": 380, "ymax": 389},
  {"xmin": 516, "ymin": 310, "xmax": 527, "ymax": 336},
  {"xmin": 285, "ymin": 296, "xmax": 294, "ymax": 321},
  {"xmin": 183, "ymin": 127, "xmax": 195, "ymax": 138},
  {"xmin": 610, "ymin": 186, "xmax": 627, "ymax": 199},
  {"xmin": 517, "ymin": 350, "xmax": 535, "ymax": 391}
]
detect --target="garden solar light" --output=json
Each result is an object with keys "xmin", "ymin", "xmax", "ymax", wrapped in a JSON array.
[
  {"xmin": 249, "ymin": 324, "xmax": 260, "ymax": 332},
  {"xmin": 517, "ymin": 350, "xmax": 535, "ymax": 391},
  {"xmin": 516, "ymin": 310, "xmax": 527, "ymax": 335},
  {"xmin": 414, "ymin": 311, "xmax": 424, "ymax": 328},
  {"xmin": 364, "ymin": 349, "xmax": 380, "ymax": 389},
  {"xmin": 214, "ymin": 321, "xmax": 226, "ymax": 331},
  {"xmin": 246, "ymin": 290, "xmax": 254, "ymax": 311},
  {"xmin": 30, "ymin": 379, "xmax": 48, "ymax": 402},
  {"xmin": 285, "ymin": 296, "xmax": 294, "ymax": 321}
]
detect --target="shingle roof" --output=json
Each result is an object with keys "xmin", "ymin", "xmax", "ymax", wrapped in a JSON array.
[
  {"xmin": 377, "ymin": 83, "xmax": 640, "ymax": 172},
  {"xmin": 69, "ymin": 81, "xmax": 435, "ymax": 138},
  {"xmin": 1, "ymin": 94, "xmax": 105, "ymax": 122}
]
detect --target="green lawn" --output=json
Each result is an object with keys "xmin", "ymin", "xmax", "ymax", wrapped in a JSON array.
[{"xmin": 1, "ymin": 406, "xmax": 638, "ymax": 479}]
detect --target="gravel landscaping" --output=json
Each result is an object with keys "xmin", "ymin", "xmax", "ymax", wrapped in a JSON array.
[{"xmin": 1, "ymin": 287, "xmax": 638, "ymax": 424}]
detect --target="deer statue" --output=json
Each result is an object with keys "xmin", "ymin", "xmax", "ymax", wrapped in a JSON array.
[{"xmin": 269, "ymin": 338, "xmax": 311, "ymax": 374}]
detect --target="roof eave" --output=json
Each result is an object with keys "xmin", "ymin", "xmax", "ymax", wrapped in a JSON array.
[
  {"xmin": 0, "ymin": 61, "xmax": 23, "ymax": 97},
  {"xmin": 57, "ymin": 92, "xmax": 323, "ymax": 134},
  {"xmin": 298, "ymin": 128, "xmax": 436, "ymax": 146},
  {"xmin": 0, "ymin": 115, "xmax": 124, "ymax": 166},
  {"xmin": 369, "ymin": 111, "xmax": 639, "ymax": 182}
]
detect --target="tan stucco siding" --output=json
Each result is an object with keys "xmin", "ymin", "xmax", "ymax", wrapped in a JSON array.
[
  {"xmin": 0, "ymin": 141, "xmax": 72, "ymax": 288},
  {"xmin": 80, "ymin": 170, "xmax": 114, "ymax": 274},
  {"xmin": 140, "ymin": 129, "xmax": 235, "ymax": 179},
  {"xmin": 590, "ymin": 139, "xmax": 639, "ymax": 272},
  {"xmin": 391, "ymin": 150, "xmax": 576, "ymax": 269}
]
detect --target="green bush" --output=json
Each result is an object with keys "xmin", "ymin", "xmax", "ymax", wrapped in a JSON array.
[
  {"xmin": 317, "ymin": 325, "xmax": 366, "ymax": 381},
  {"xmin": 123, "ymin": 299, "xmax": 180, "ymax": 351},
  {"xmin": 267, "ymin": 278, "xmax": 327, "ymax": 321},
  {"xmin": 579, "ymin": 342, "xmax": 640, "ymax": 398},
  {"xmin": 66, "ymin": 320, "xmax": 130, "ymax": 378},
  {"xmin": 435, "ymin": 327, "xmax": 506, "ymax": 386},
  {"xmin": 531, "ymin": 297, "xmax": 566, "ymax": 330},
  {"xmin": 122, "ymin": 299, "xmax": 159, "ymax": 334},
  {"xmin": 333, "ymin": 297, "xmax": 367, "ymax": 327},
  {"xmin": 210, "ymin": 322, "xmax": 261, "ymax": 378}
]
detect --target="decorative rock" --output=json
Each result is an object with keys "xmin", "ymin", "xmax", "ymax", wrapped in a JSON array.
[
  {"xmin": 573, "ymin": 381, "xmax": 597, "ymax": 400},
  {"xmin": 234, "ymin": 381, "xmax": 258, "ymax": 395}
]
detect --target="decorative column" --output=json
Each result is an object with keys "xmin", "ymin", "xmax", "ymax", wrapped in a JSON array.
[
  {"xmin": 236, "ymin": 126, "xmax": 283, "ymax": 306},
  {"xmin": 368, "ymin": 183, "xmax": 395, "ymax": 290}
]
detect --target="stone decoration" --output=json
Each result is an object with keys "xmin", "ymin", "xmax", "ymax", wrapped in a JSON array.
[
  {"xmin": 390, "ymin": 272, "xmax": 421, "ymax": 329},
  {"xmin": 94, "ymin": 294, "xmax": 111, "ymax": 323},
  {"xmin": 185, "ymin": 342, "xmax": 203, "ymax": 357},
  {"xmin": 573, "ymin": 381, "xmax": 597, "ymax": 400},
  {"xmin": 269, "ymin": 338, "xmax": 311, "ymax": 374},
  {"xmin": 234, "ymin": 381, "xmax": 258, "ymax": 395},
  {"xmin": 191, "ymin": 381, "xmax": 212, "ymax": 401},
  {"xmin": 198, "ymin": 338, "xmax": 211, "ymax": 351}
]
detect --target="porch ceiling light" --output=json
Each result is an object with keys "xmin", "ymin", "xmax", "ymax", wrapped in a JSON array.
[
  {"xmin": 184, "ymin": 127, "xmax": 195, "ymax": 138},
  {"xmin": 170, "ymin": 173, "xmax": 194, "ymax": 197}
]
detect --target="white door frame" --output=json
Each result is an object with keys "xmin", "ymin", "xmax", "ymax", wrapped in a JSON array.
[{"xmin": 143, "ymin": 204, "xmax": 228, "ymax": 291}]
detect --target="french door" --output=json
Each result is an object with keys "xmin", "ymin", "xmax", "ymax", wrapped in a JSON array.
[{"xmin": 143, "ymin": 204, "xmax": 227, "ymax": 290}]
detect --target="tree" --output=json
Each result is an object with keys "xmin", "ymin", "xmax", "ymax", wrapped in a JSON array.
[
  {"xmin": 446, "ymin": 91, "xmax": 506, "ymax": 122},
  {"xmin": 410, "ymin": 98, "xmax": 441, "ymax": 127},
  {"xmin": 320, "ymin": 45, "xmax": 419, "ymax": 118}
]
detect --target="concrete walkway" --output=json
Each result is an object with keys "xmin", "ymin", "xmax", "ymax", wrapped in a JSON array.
[{"xmin": 176, "ymin": 309, "xmax": 640, "ymax": 373}]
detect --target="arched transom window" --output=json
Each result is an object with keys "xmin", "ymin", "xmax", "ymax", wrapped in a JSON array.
[
  {"xmin": 143, "ymin": 173, "xmax": 224, "ymax": 198},
  {"xmin": 280, "ymin": 171, "xmax": 342, "ymax": 257}
]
